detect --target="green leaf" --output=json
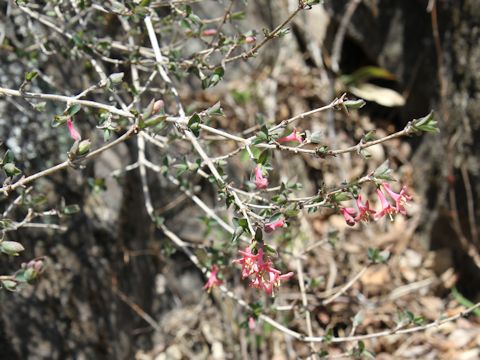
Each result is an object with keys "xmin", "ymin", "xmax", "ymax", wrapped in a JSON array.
[
  {"xmin": 33, "ymin": 102, "xmax": 47, "ymax": 112},
  {"xmin": 206, "ymin": 101, "xmax": 224, "ymax": 116},
  {"xmin": 62, "ymin": 204, "xmax": 80, "ymax": 215},
  {"xmin": 341, "ymin": 66, "xmax": 396, "ymax": 87},
  {"xmin": 411, "ymin": 111, "xmax": 438, "ymax": 133},
  {"xmin": 108, "ymin": 72, "xmax": 124, "ymax": 84},
  {"xmin": 188, "ymin": 113, "xmax": 202, "ymax": 137},
  {"xmin": 202, "ymin": 67, "xmax": 224, "ymax": 89},
  {"xmin": 231, "ymin": 227, "xmax": 244, "ymax": 244},
  {"xmin": 0, "ymin": 218, "xmax": 13, "ymax": 230},
  {"xmin": 367, "ymin": 247, "xmax": 390, "ymax": 263},
  {"xmin": 252, "ymin": 131, "xmax": 268, "ymax": 145},
  {"xmin": 451, "ymin": 286, "xmax": 480, "ymax": 316},
  {"xmin": 331, "ymin": 192, "xmax": 352, "ymax": 202},
  {"xmin": 306, "ymin": 0, "xmax": 324, "ymax": 5},
  {"xmin": 3, "ymin": 163, "xmax": 21, "ymax": 177},
  {"xmin": 254, "ymin": 227, "xmax": 263, "ymax": 242},
  {"xmin": 143, "ymin": 115, "xmax": 166, "ymax": 129},
  {"xmin": 52, "ymin": 114, "xmax": 69, "ymax": 127},
  {"xmin": 25, "ymin": 71, "xmax": 38, "ymax": 81},
  {"xmin": 324, "ymin": 328, "xmax": 334, "ymax": 343},
  {"xmin": 373, "ymin": 160, "xmax": 395, "ymax": 181},
  {"xmin": 362, "ymin": 130, "xmax": 377, "ymax": 142},
  {"xmin": 256, "ymin": 150, "xmax": 270, "ymax": 165},
  {"xmin": 1, "ymin": 279, "xmax": 18, "ymax": 291},
  {"xmin": 315, "ymin": 145, "xmax": 330, "ymax": 157},
  {"xmin": 284, "ymin": 204, "xmax": 299, "ymax": 217},
  {"xmin": 263, "ymin": 244, "xmax": 277, "ymax": 256},
  {"xmin": 3, "ymin": 150, "xmax": 14, "ymax": 164},
  {"xmin": 230, "ymin": 11, "xmax": 245, "ymax": 20},
  {"xmin": 309, "ymin": 131, "xmax": 324, "ymax": 144},
  {"xmin": 66, "ymin": 104, "xmax": 81, "ymax": 117}
]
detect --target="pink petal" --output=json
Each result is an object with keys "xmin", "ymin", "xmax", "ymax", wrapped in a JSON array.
[{"xmin": 67, "ymin": 119, "xmax": 81, "ymax": 141}]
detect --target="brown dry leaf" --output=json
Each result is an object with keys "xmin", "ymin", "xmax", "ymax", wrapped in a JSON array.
[
  {"xmin": 456, "ymin": 348, "xmax": 480, "ymax": 360},
  {"xmin": 361, "ymin": 265, "xmax": 391, "ymax": 287},
  {"xmin": 447, "ymin": 328, "xmax": 479, "ymax": 349},
  {"xmin": 349, "ymin": 83, "xmax": 406, "ymax": 107},
  {"xmin": 419, "ymin": 296, "xmax": 444, "ymax": 320}
]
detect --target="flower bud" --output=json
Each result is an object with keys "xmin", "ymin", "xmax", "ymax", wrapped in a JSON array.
[
  {"xmin": 108, "ymin": 72, "xmax": 124, "ymax": 84},
  {"xmin": 33, "ymin": 260, "xmax": 44, "ymax": 273},
  {"xmin": 152, "ymin": 99, "xmax": 164, "ymax": 114},
  {"xmin": 78, "ymin": 140, "xmax": 91, "ymax": 155},
  {"xmin": 344, "ymin": 99, "xmax": 366, "ymax": 110},
  {"xmin": 0, "ymin": 241, "xmax": 25, "ymax": 256},
  {"xmin": 245, "ymin": 36, "xmax": 256, "ymax": 44},
  {"xmin": 202, "ymin": 29, "xmax": 217, "ymax": 37},
  {"xmin": 248, "ymin": 317, "xmax": 256, "ymax": 331}
]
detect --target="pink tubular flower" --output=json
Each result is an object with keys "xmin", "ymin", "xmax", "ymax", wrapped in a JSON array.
[
  {"xmin": 261, "ymin": 269, "xmax": 294, "ymax": 295},
  {"xmin": 203, "ymin": 264, "xmax": 222, "ymax": 291},
  {"xmin": 264, "ymin": 218, "xmax": 285, "ymax": 233},
  {"xmin": 202, "ymin": 29, "xmax": 217, "ymax": 37},
  {"xmin": 375, "ymin": 188, "xmax": 396, "ymax": 220},
  {"xmin": 254, "ymin": 165, "xmax": 269, "ymax": 189},
  {"xmin": 233, "ymin": 246, "xmax": 293, "ymax": 296},
  {"xmin": 340, "ymin": 207, "xmax": 357, "ymax": 226},
  {"xmin": 354, "ymin": 195, "xmax": 376, "ymax": 222},
  {"xmin": 67, "ymin": 119, "xmax": 81, "ymax": 141},
  {"xmin": 232, "ymin": 246, "xmax": 260, "ymax": 278},
  {"xmin": 277, "ymin": 128, "xmax": 303, "ymax": 144},
  {"xmin": 381, "ymin": 183, "xmax": 411, "ymax": 215},
  {"xmin": 248, "ymin": 316, "xmax": 256, "ymax": 331}
]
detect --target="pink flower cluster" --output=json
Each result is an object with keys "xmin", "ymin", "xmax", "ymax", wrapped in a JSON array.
[
  {"xmin": 233, "ymin": 246, "xmax": 293, "ymax": 296},
  {"xmin": 340, "ymin": 182, "xmax": 412, "ymax": 226}
]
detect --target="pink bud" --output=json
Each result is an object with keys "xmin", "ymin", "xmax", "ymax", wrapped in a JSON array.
[
  {"xmin": 152, "ymin": 99, "xmax": 164, "ymax": 114},
  {"xmin": 67, "ymin": 119, "xmax": 81, "ymax": 141},
  {"xmin": 202, "ymin": 29, "xmax": 217, "ymax": 37},
  {"xmin": 245, "ymin": 36, "xmax": 256, "ymax": 44},
  {"xmin": 248, "ymin": 317, "xmax": 256, "ymax": 331}
]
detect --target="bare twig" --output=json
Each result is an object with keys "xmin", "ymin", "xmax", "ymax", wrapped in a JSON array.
[
  {"xmin": 0, "ymin": 125, "xmax": 138, "ymax": 195},
  {"xmin": 225, "ymin": 3, "xmax": 304, "ymax": 63}
]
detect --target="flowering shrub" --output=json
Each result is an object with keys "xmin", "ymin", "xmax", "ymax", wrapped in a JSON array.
[{"xmin": 0, "ymin": 0, "xmax": 459, "ymax": 357}]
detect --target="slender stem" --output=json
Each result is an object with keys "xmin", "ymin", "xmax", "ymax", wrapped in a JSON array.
[
  {"xmin": 225, "ymin": 5, "xmax": 304, "ymax": 63},
  {"xmin": 0, "ymin": 125, "xmax": 138, "ymax": 195},
  {"xmin": 322, "ymin": 266, "xmax": 368, "ymax": 305},
  {"xmin": 0, "ymin": 87, "xmax": 134, "ymax": 118}
]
